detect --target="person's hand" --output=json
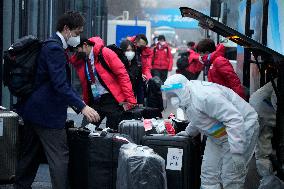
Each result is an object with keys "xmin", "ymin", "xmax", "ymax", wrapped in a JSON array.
[
  {"xmin": 176, "ymin": 131, "xmax": 189, "ymax": 136},
  {"xmin": 232, "ymin": 154, "xmax": 246, "ymax": 173},
  {"xmin": 142, "ymin": 74, "xmax": 147, "ymax": 81},
  {"xmin": 82, "ymin": 105, "xmax": 100, "ymax": 123}
]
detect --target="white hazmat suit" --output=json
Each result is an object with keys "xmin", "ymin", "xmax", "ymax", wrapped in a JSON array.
[
  {"xmin": 249, "ymin": 81, "xmax": 277, "ymax": 178},
  {"xmin": 162, "ymin": 74, "xmax": 259, "ymax": 189}
]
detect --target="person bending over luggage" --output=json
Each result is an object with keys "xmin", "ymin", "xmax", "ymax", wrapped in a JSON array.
[
  {"xmin": 151, "ymin": 35, "xmax": 173, "ymax": 83},
  {"xmin": 120, "ymin": 39, "xmax": 144, "ymax": 105},
  {"xmin": 196, "ymin": 38, "xmax": 246, "ymax": 100},
  {"xmin": 14, "ymin": 11, "xmax": 100, "ymax": 189},
  {"xmin": 162, "ymin": 74, "xmax": 259, "ymax": 189},
  {"xmin": 76, "ymin": 37, "xmax": 137, "ymax": 129},
  {"xmin": 249, "ymin": 80, "xmax": 277, "ymax": 182}
]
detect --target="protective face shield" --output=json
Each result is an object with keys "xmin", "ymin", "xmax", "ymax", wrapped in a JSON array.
[
  {"xmin": 125, "ymin": 51, "xmax": 135, "ymax": 61},
  {"xmin": 67, "ymin": 31, "xmax": 81, "ymax": 47},
  {"xmin": 161, "ymin": 83, "xmax": 184, "ymax": 110}
]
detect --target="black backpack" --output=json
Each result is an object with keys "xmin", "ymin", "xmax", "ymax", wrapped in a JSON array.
[
  {"xmin": 3, "ymin": 35, "xmax": 57, "ymax": 98},
  {"xmin": 145, "ymin": 76, "xmax": 164, "ymax": 111},
  {"xmin": 98, "ymin": 44, "xmax": 130, "ymax": 74}
]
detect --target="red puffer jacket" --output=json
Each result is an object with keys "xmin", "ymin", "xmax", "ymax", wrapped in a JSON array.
[
  {"xmin": 128, "ymin": 36, "xmax": 153, "ymax": 80},
  {"xmin": 187, "ymin": 49, "xmax": 204, "ymax": 74},
  {"xmin": 69, "ymin": 55, "xmax": 89, "ymax": 104},
  {"xmin": 203, "ymin": 44, "xmax": 246, "ymax": 99},
  {"xmin": 70, "ymin": 37, "xmax": 137, "ymax": 105},
  {"xmin": 141, "ymin": 47, "xmax": 153, "ymax": 80},
  {"xmin": 152, "ymin": 42, "xmax": 173, "ymax": 71}
]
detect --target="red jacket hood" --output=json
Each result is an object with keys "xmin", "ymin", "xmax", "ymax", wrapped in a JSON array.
[
  {"xmin": 202, "ymin": 44, "xmax": 226, "ymax": 63},
  {"xmin": 89, "ymin": 36, "xmax": 105, "ymax": 56},
  {"xmin": 127, "ymin": 36, "xmax": 136, "ymax": 43}
]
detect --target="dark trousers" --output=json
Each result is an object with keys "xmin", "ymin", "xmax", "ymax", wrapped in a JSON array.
[
  {"xmin": 135, "ymin": 77, "xmax": 145, "ymax": 105},
  {"xmin": 82, "ymin": 93, "xmax": 124, "ymax": 130},
  {"xmin": 14, "ymin": 122, "xmax": 69, "ymax": 189},
  {"xmin": 151, "ymin": 69, "xmax": 168, "ymax": 83}
]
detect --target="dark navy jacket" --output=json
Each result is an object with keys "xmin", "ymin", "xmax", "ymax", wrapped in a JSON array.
[{"xmin": 18, "ymin": 34, "xmax": 85, "ymax": 128}]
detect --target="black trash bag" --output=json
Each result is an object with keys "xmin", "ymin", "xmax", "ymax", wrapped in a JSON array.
[{"xmin": 116, "ymin": 143, "xmax": 167, "ymax": 189}]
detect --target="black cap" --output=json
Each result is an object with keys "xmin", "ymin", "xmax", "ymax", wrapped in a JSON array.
[{"xmin": 158, "ymin": 35, "xmax": 166, "ymax": 41}]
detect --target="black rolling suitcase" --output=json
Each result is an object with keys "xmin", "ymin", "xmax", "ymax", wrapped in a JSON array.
[
  {"xmin": 0, "ymin": 107, "xmax": 19, "ymax": 183},
  {"xmin": 118, "ymin": 119, "xmax": 157, "ymax": 144},
  {"xmin": 68, "ymin": 128, "xmax": 131, "ymax": 189},
  {"xmin": 142, "ymin": 134, "xmax": 201, "ymax": 189},
  {"xmin": 118, "ymin": 119, "xmax": 145, "ymax": 145}
]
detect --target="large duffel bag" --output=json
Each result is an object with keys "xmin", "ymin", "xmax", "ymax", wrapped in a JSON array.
[
  {"xmin": 142, "ymin": 134, "xmax": 201, "ymax": 189},
  {"xmin": 68, "ymin": 128, "xmax": 131, "ymax": 189}
]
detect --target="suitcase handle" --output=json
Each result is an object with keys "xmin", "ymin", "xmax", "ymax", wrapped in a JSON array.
[{"xmin": 0, "ymin": 106, "xmax": 9, "ymax": 111}]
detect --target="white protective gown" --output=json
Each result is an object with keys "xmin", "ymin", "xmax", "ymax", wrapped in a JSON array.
[
  {"xmin": 249, "ymin": 81, "xmax": 277, "ymax": 178},
  {"xmin": 163, "ymin": 74, "xmax": 259, "ymax": 189}
]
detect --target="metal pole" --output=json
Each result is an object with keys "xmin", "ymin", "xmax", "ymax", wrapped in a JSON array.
[
  {"xmin": 9, "ymin": 0, "xmax": 16, "ymax": 109},
  {"xmin": 0, "ymin": 0, "xmax": 3, "ymax": 105},
  {"xmin": 243, "ymin": 0, "xmax": 252, "ymax": 92}
]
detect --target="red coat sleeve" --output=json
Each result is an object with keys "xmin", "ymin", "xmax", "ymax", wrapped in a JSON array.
[
  {"xmin": 167, "ymin": 46, "xmax": 173, "ymax": 71},
  {"xmin": 141, "ymin": 48, "xmax": 153, "ymax": 80},
  {"xmin": 187, "ymin": 50, "xmax": 204, "ymax": 74},
  {"xmin": 214, "ymin": 57, "xmax": 246, "ymax": 99}
]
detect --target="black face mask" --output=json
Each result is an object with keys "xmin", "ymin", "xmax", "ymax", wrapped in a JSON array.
[
  {"xmin": 138, "ymin": 46, "xmax": 146, "ymax": 51},
  {"xmin": 76, "ymin": 51, "xmax": 87, "ymax": 60}
]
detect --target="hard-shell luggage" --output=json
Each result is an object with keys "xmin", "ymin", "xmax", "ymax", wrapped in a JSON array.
[
  {"xmin": 142, "ymin": 134, "xmax": 201, "ymax": 189},
  {"xmin": 116, "ymin": 143, "xmax": 167, "ymax": 189},
  {"xmin": 123, "ymin": 107, "xmax": 162, "ymax": 120},
  {"xmin": 0, "ymin": 108, "xmax": 19, "ymax": 183},
  {"xmin": 118, "ymin": 119, "xmax": 146, "ymax": 144},
  {"xmin": 68, "ymin": 128, "xmax": 131, "ymax": 189}
]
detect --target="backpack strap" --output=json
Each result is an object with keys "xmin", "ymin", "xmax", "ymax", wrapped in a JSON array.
[{"xmin": 98, "ymin": 47, "xmax": 114, "ymax": 75}]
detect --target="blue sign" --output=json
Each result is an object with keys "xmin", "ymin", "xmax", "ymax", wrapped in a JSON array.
[
  {"xmin": 145, "ymin": 8, "xmax": 199, "ymax": 29},
  {"xmin": 116, "ymin": 25, "xmax": 146, "ymax": 46}
]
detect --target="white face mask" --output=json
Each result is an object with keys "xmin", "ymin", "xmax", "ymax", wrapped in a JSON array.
[
  {"xmin": 170, "ymin": 97, "xmax": 180, "ymax": 109},
  {"xmin": 125, "ymin": 51, "xmax": 135, "ymax": 61},
  {"xmin": 67, "ymin": 31, "xmax": 80, "ymax": 47},
  {"xmin": 160, "ymin": 41, "xmax": 166, "ymax": 46}
]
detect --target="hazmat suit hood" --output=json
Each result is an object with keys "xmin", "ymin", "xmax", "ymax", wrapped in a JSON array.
[{"xmin": 162, "ymin": 74, "xmax": 191, "ymax": 109}]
